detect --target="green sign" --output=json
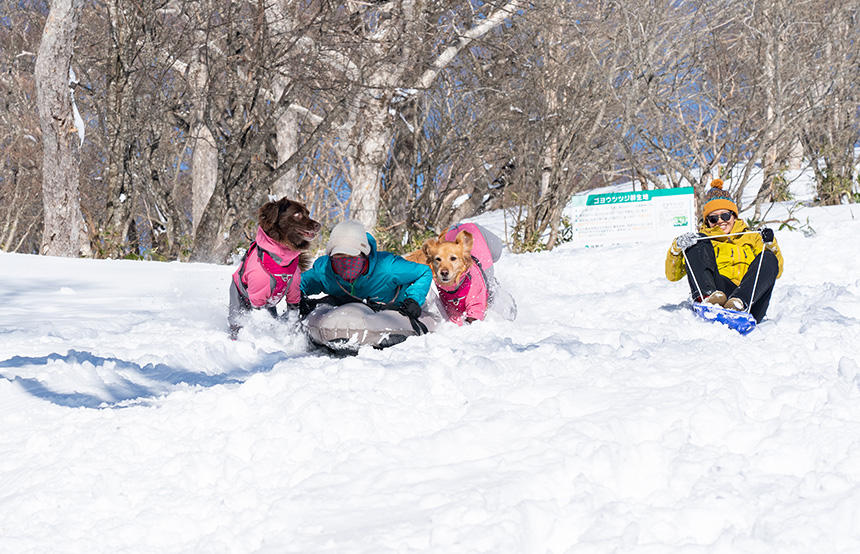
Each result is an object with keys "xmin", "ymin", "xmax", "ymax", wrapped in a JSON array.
[
  {"xmin": 565, "ymin": 187, "xmax": 696, "ymax": 247},
  {"xmin": 583, "ymin": 187, "xmax": 695, "ymax": 206}
]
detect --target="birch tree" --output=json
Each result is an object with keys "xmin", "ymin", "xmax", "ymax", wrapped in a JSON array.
[
  {"xmin": 188, "ymin": 39, "xmax": 218, "ymax": 235},
  {"xmin": 34, "ymin": 0, "xmax": 89, "ymax": 257},
  {"xmin": 337, "ymin": 0, "xmax": 524, "ymax": 230}
]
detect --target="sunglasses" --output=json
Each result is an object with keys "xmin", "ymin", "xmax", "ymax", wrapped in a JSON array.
[{"xmin": 706, "ymin": 212, "xmax": 735, "ymax": 225}]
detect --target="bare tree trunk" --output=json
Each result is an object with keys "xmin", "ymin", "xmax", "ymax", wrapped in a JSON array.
[
  {"xmin": 0, "ymin": 166, "xmax": 24, "ymax": 249},
  {"xmin": 191, "ymin": 125, "xmax": 218, "ymax": 232},
  {"xmin": 99, "ymin": 0, "xmax": 138, "ymax": 257},
  {"xmin": 35, "ymin": 0, "xmax": 87, "ymax": 257},
  {"xmin": 347, "ymin": 96, "xmax": 390, "ymax": 228},
  {"xmin": 761, "ymin": 1, "xmax": 780, "ymax": 200},
  {"xmin": 189, "ymin": 43, "xmax": 218, "ymax": 234},
  {"xmin": 273, "ymin": 108, "xmax": 300, "ymax": 198},
  {"xmin": 264, "ymin": 0, "xmax": 299, "ymax": 199}
]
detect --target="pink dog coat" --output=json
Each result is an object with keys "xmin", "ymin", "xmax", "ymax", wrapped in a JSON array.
[
  {"xmin": 437, "ymin": 263, "xmax": 488, "ymax": 325},
  {"xmin": 232, "ymin": 227, "xmax": 302, "ymax": 308}
]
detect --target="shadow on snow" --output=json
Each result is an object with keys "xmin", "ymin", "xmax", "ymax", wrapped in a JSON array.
[{"xmin": 0, "ymin": 349, "xmax": 301, "ymax": 409}]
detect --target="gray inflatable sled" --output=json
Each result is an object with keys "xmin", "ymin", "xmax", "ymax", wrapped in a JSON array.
[{"xmin": 305, "ymin": 301, "xmax": 441, "ymax": 354}]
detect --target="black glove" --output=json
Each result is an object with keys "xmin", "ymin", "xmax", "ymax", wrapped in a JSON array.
[
  {"xmin": 760, "ymin": 227, "xmax": 774, "ymax": 243},
  {"xmin": 298, "ymin": 295, "xmax": 317, "ymax": 318},
  {"xmin": 398, "ymin": 298, "xmax": 422, "ymax": 319},
  {"xmin": 398, "ymin": 298, "xmax": 428, "ymax": 335}
]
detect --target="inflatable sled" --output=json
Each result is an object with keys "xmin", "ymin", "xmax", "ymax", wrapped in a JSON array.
[
  {"xmin": 305, "ymin": 301, "xmax": 441, "ymax": 354},
  {"xmin": 689, "ymin": 301, "xmax": 757, "ymax": 335}
]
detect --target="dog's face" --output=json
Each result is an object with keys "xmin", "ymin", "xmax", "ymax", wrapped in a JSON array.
[
  {"xmin": 422, "ymin": 230, "xmax": 474, "ymax": 285},
  {"xmin": 258, "ymin": 197, "xmax": 321, "ymax": 251}
]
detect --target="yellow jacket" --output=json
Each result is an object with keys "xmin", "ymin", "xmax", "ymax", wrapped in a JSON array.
[{"xmin": 665, "ymin": 219, "xmax": 784, "ymax": 285}]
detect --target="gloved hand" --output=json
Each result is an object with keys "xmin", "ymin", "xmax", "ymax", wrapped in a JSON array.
[
  {"xmin": 673, "ymin": 232, "xmax": 699, "ymax": 253},
  {"xmin": 760, "ymin": 227, "xmax": 774, "ymax": 243},
  {"xmin": 298, "ymin": 295, "xmax": 316, "ymax": 318},
  {"xmin": 398, "ymin": 298, "xmax": 422, "ymax": 320}
]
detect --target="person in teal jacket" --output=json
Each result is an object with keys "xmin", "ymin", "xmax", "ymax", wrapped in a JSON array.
[{"xmin": 300, "ymin": 220, "xmax": 436, "ymax": 343}]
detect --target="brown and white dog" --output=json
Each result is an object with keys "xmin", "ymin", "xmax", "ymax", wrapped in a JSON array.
[
  {"xmin": 228, "ymin": 197, "xmax": 320, "ymax": 338},
  {"xmin": 256, "ymin": 197, "xmax": 320, "ymax": 269}
]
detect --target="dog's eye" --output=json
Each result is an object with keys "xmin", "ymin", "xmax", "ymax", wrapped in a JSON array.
[
  {"xmin": 434, "ymin": 257, "xmax": 442, "ymax": 262},
  {"xmin": 449, "ymin": 256, "xmax": 457, "ymax": 262},
  {"xmin": 293, "ymin": 213, "xmax": 302, "ymax": 219}
]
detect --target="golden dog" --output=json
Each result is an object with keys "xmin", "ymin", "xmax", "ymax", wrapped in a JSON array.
[{"xmin": 421, "ymin": 230, "xmax": 474, "ymax": 287}]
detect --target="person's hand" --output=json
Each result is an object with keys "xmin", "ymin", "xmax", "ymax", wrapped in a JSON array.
[
  {"xmin": 760, "ymin": 227, "xmax": 774, "ymax": 243},
  {"xmin": 398, "ymin": 298, "xmax": 422, "ymax": 319},
  {"xmin": 673, "ymin": 232, "xmax": 699, "ymax": 253},
  {"xmin": 399, "ymin": 298, "xmax": 428, "ymax": 335},
  {"xmin": 298, "ymin": 295, "xmax": 316, "ymax": 318}
]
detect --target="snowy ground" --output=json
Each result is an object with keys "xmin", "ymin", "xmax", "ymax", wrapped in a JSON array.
[{"xmin": 2, "ymin": 195, "xmax": 860, "ymax": 552}]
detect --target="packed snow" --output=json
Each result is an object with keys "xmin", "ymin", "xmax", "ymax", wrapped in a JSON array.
[{"xmin": 2, "ymin": 181, "xmax": 860, "ymax": 552}]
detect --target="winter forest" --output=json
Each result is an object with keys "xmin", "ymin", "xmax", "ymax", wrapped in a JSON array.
[
  {"xmin": 1, "ymin": 1, "xmax": 859, "ymax": 262},
  {"xmin": 3, "ymin": 2, "xmax": 860, "ymax": 551}
]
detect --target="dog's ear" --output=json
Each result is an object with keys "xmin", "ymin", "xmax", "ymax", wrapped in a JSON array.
[
  {"xmin": 258, "ymin": 200, "xmax": 280, "ymax": 238},
  {"xmin": 456, "ymin": 230, "xmax": 474, "ymax": 253},
  {"xmin": 422, "ymin": 238, "xmax": 436, "ymax": 259}
]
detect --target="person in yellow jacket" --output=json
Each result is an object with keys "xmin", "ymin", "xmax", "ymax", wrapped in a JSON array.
[{"xmin": 666, "ymin": 179, "xmax": 784, "ymax": 322}]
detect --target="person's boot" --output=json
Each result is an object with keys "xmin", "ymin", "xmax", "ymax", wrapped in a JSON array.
[
  {"xmin": 703, "ymin": 291, "xmax": 727, "ymax": 306},
  {"xmin": 724, "ymin": 297, "xmax": 745, "ymax": 311}
]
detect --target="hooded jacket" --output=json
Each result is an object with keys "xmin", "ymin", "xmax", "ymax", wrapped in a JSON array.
[
  {"xmin": 665, "ymin": 218, "xmax": 784, "ymax": 285},
  {"xmin": 300, "ymin": 233, "xmax": 431, "ymax": 306},
  {"xmin": 232, "ymin": 227, "xmax": 303, "ymax": 308}
]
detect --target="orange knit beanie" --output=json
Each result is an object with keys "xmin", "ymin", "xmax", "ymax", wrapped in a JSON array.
[{"xmin": 702, "ymin": 179, "xmax": 738, "ymax": 217}]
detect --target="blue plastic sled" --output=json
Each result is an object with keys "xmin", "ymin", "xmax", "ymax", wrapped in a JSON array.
[{"xmin": 689, "ymin": 302, "xmax": 757, "ymax": 335}]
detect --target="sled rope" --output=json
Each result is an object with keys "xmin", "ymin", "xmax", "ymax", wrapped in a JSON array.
[
  {"xmin": 681, "ymin": 246, "xmax": 706, "ymax": 303},
  {"xmin": 695, "ymin": 230, "xmax": 760, "ymax": 240},
  {"xmin": 747, "ymin": 240, "xmax": 767, "ymax": 315}
]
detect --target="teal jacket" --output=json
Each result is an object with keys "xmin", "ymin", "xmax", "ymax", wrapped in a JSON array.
[{"xmin": 300, "ymin": 233, "xmax": 432, "ymax": 306}]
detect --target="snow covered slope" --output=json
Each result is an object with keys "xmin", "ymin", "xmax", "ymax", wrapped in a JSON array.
[{"xmin": 1, "ymin": 200, "xmax": 859, "ymax": 553}]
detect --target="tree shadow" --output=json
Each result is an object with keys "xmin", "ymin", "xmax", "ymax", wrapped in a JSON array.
[{"xmin": 0, "ymin": 349, "xmax": 304, "ymax": 409}]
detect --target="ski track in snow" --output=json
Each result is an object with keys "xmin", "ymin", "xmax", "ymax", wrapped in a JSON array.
[{"xmin": 1, "ymin": 203, "xmax": 860, "ymax": 553}]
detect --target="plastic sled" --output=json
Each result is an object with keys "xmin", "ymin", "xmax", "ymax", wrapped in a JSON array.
[{"xmin": 690, "ymin": 301, "xmax": 757, "ymax": 335}]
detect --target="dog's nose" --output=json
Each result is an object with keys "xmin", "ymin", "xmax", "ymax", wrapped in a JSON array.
[{"xmin": 440, "ymin": 269, "xmax": 449, "ymax": 278}]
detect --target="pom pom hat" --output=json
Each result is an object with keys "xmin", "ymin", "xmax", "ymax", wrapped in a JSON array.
[
  {"xmin": 702, "ymin": 178, "xmax": 739, "ymax": 218},
  {"xmin": 326, "ymin": 219, "xmax": 371, "ymax": 256}
]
